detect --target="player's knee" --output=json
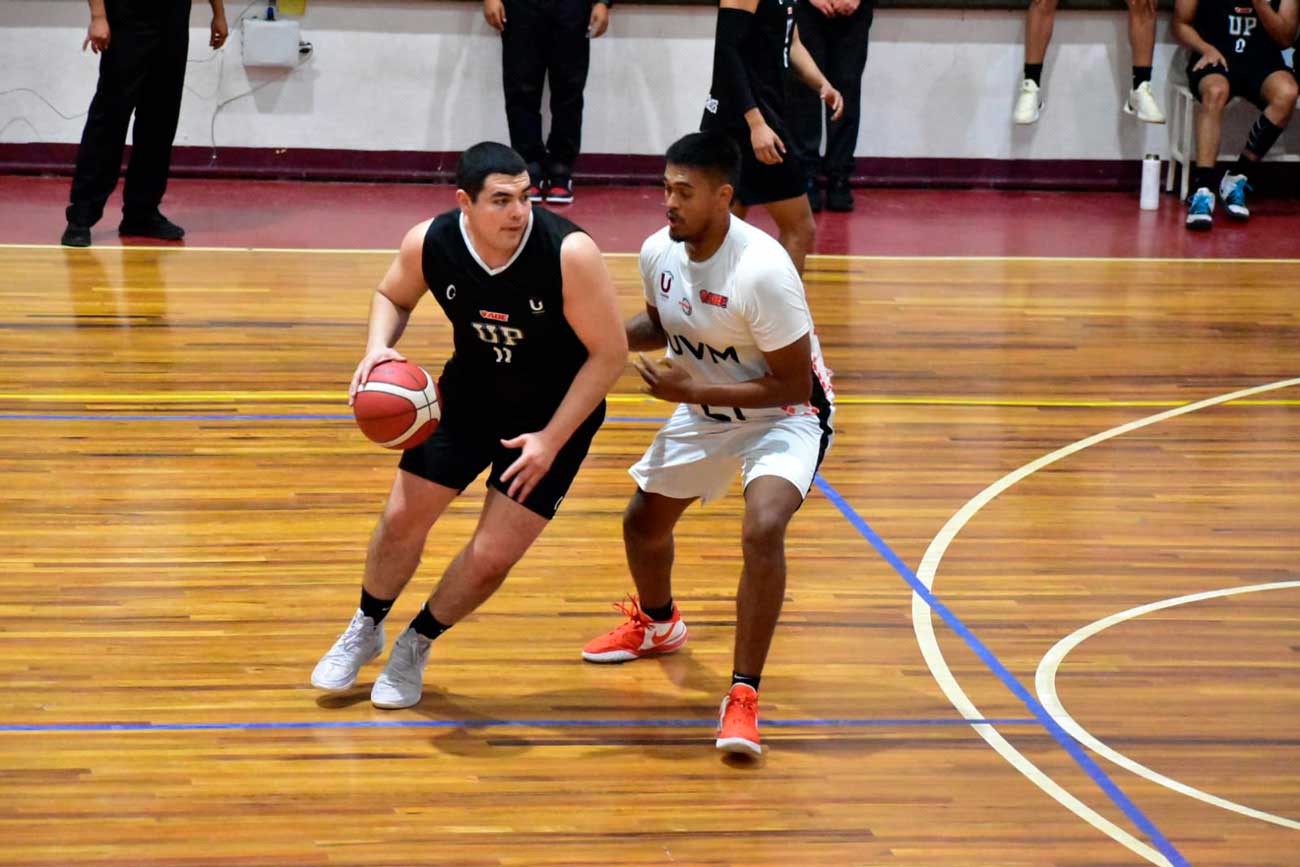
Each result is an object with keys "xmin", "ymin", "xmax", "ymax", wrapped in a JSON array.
[
  {"xmin": 1126, "ymin": 0, "xmax": 1155, "ymax": 21},
  {"xmin": 795, "ymin": 212, "xmax": 816, "ymax": 246},
  {"xmin": 465, "ymin": 540, "xmax": 519, "ymax": 584},
  {"xmin": 1201, "ymin": 81, "xmax": 1229, "ymax": 109},
  {"xmin": 623, "ymin": 494, "xmax": 665, "ymax": 543},
  {"xmin": 741, "ymin": 508, "xmax": 791, "ymax": 554},
  {"xmin": 377, "ymin": 506, "xmax": 429, "ymax": 545},
  {"xmin": 1272, "ymin": 83, "xmax": 1299, "ymax": 117}
]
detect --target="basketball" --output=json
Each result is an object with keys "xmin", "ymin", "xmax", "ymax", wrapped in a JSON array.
[{"xmin": 352, "ymin": 360, "xmax": 441, "ymax": 449}]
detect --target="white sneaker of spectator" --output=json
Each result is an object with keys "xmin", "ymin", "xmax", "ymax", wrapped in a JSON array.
[
  {"xmin": 1124, "ymin": 81, "xmax": 1166, "ymax": 124},
  {"xmin": 1013, "ymin": 80, "xmax": 1042, "ymax": 125}
]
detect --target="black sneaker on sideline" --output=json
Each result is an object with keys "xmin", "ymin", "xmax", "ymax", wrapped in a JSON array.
[
  {"xmin": 826, "ymin": 177, "xmax": 854, "ymax": 212},
  {"xmin": 61, "ymin": 224, "xmax": 92, "ymax": 247},
  {"xmin": 118, "ymin": 211, "xmax": 185, "ymax": 240}
]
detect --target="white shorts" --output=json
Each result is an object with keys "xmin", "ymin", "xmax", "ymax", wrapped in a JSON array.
[{"xmin": 629, "ymin": 404, "xmax": 835, "ymax": 505}]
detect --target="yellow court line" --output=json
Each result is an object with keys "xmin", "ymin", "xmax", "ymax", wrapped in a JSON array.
[
  {"xmin": 2, "ymin": 392, "xmax": 1297, "ymax": 408},
  {"xmin": 2, "ymin": 243, "xmax": 1297, "ymax": 265}
]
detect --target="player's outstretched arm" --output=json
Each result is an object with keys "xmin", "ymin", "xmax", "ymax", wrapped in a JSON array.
[
  {"xmin": 789, "ymin": 26, "xmax": 844, "ymax": 121},
  {"xmin": 498, "ymin": 233, "xmax": 627, "ymax": 502},
  {"xmin": 348, "ymin": 221, "xmax": 431, "ymax": 404}
]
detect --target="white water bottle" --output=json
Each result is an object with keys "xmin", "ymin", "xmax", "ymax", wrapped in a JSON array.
[{"xmin": 1139, "ymin": 154, "xmax": 1160, "ymax": 210}]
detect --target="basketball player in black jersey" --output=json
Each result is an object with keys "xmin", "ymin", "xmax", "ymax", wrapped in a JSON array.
[
  {"xmin": 1175, "ymin": 0, "xmax": 1298, "ymax": 229},
  {"xmin": 703, "ymin": 0, "xmax": 844, "ymax": 275},
  {"xmin": 311, "ymin": 142, "xmax": 626, "ymax": 708}
]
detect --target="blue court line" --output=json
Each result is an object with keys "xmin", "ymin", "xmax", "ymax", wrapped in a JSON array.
[
  {"xmin": 0, "ymin": 717, "xmax": 1038, "ymax": 734},
  {"xmin": 0, "ymin": 414, "xmax": 667, "ymax": 423},
  {"xmin": 813, "ymin": 474, "xmax": 1190, "ymax": 867}
]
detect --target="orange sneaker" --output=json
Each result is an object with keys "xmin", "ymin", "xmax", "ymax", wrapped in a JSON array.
[
  {"xmin": 582, "ymin": 595, "xmax": 687, "ymax": 663},
  {"xmin": 716, "ymin": 683, "xmax": 761, "ymax": 756}
]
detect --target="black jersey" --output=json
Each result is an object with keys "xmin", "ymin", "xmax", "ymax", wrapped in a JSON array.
[
  {"xmin": 703, "ymin": 0, "xmax": 799, "ymax": 131},
  {"xmin": 1194, "ymin": 0, "xmax": 1283, "ymax": 61},
  {"xmin": 420, "ymin": 207, "xmax": 591, "ymax": 427}
]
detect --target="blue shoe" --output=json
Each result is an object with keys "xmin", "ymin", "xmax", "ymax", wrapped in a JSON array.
[
  {"xmin": 1185, "ymin": 187, "xmax": 1214, "ymax": 231},
  {"xmin": 1218, "ymin": 172, "xmax": 1251, "ymax": 221}
]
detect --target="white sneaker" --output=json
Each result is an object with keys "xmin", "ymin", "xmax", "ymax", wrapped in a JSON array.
[
  {"xmin": 1124, "ymin": 81, "xmax": 1166, "ymax": 124},
  {"xmin": 1013, "ymin": 79, "xmax": 1042, "ymax": 125},
  {"xmin": 311, "ymin": 609, "xmax": 385, "ymax": 691},
  {"xmin": 370, "ymin": 627, "xmax": 432, "ymax": 709},
  {"xmin": 1219, "ymin": 171, "xmax": 1251, "ymax": 220}
]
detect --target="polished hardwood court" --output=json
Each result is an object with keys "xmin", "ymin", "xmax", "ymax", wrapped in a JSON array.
[{"xmin": 0, "ymin": 245, "xmax": 1297, "ymax": 867}]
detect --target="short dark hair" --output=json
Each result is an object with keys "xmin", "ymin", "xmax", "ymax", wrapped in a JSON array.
[
  {"xmin": 456, "ymin": 142, "xmax": 528, "ymax": 201},
  {"xmin": 664, "ymin": 132, "xmax": 741, "ymax": 190}
]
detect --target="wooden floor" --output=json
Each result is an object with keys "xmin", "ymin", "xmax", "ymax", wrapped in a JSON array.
[{"xmin": 0, "ymin": 245, "xmax": 1297, "ymax": 867}]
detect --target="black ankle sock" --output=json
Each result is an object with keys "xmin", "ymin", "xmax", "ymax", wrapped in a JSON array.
[
  {"xmin": 1024, "ymin": 63, "xmax": 1043, "ymax": 86},
  {"xmin": 642, "ymin": 598, "xmax": 675, "ymax": 622},
  {"xmin": 1132, "ymin": 66, "xmax": 1152, "ymax": 89},
  {"xmin": 1191, "ymin": 166, "xmax": 1216, "ymax": 193},
  {"xmin": 731, "ymin": 672, "xmax": 761, "ymax": 692},
  {"xmin": 360, "ymin": 588, "xmax": 396, "ymax": 624},
  {"xmin": 410, "ymin": 604, "xmax": 452, "ymax": 641},
  {"xmin": 1231, "ymin": 155, "xmax": 1255, "ymax": 176}
]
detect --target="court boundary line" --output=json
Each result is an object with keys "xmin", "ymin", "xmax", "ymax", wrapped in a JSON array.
[
  {"xmin": 1035, "ymin": 581, "xmax": 1300, "ymax": 831},
  {"xmin": 814, "ymin": 476, "xmax": 1189, "ymax": 867},
  {"xmin": 0, "ymin": 717, "xmax": 1039, "ymax": 735},
  {"xmin": 907, "ymin": 376, "xmax": 1300, "ymax": 867},
  {"xmin": 3, "ymin": 395, "xmax": 1299, "ymax": 409},
  {"xmin": 2, "ymin": 243, "xmax": 1297, "ymax": 264}
]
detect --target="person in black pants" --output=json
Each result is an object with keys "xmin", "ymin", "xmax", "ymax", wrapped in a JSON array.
[
  {"xmin": 483, "ymin": 0, "xmax": 611, "ymax": 205},
  {"xmin": 62, "ymin": 0, "xmax": 228, "ymax": 248},
  {"xmin": 786, "ymin": 0, "xmax": 872, "ymax": 212}
]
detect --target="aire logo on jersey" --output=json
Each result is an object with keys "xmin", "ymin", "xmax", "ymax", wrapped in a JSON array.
[
  {"xmin": 479, "ymin": 309, "xmax": 509, "ymax": 322},
  {"xmin": 699, "ymin": 290, "xmax": 728, "ymax": 309}
]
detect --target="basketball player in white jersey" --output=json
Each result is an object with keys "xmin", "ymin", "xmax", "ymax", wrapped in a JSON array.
[{"xmin": 582, "ymin": 131, "xmax": 834, "ymax": 756}]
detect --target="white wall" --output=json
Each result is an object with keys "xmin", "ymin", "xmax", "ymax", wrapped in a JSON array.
[{"xmin": 0, "ymin": 0, "xmax": 1188, "ymax": 160}]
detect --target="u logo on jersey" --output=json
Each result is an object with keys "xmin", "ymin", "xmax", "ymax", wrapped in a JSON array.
[
  {"xmin": 529, "ymin": 297, "xmax": 545, "ymax": 314},
  {"xmin": 660, "ymin": 272, "xmax": 673, "ymax": 295}
]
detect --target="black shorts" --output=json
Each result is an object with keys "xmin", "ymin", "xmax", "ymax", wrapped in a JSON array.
[
  {"xmin": 708, "ymin": 121, "xmax": 807, "ymax": 208},
  {"xmin": 397, "ymin": 399, "xmax": 606, "ymax": 520},
  {"xmin": 1187, "ymin": 53, "xmax": 1295, "ymax": 110}
]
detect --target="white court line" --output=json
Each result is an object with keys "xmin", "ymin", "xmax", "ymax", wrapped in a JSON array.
[
  {"xmin": 1036, "ymin": 581, "xmax": 1300, "ymax": 831},
  {"xmin": 1, "ymin": 243, "xmax": 1298, "ymax": 264},
  {"xmin": 912, "ymin": 376, "xmax": 1300, "ymax": 866}
]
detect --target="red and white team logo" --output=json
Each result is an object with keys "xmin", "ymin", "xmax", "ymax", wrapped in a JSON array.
[
  {"xmin": 699, "ymin": 290, "xmax": 728, "ymax": 309},
  {"xmin": 479, "ymin": 310, "xmax": 509, "ymax": 322},
  {"xmin": 679, "ymin": 297, "xmax": 693, "ymax": 316}
]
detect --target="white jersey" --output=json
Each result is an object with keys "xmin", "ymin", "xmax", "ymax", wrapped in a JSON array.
[{"xmin": 639, "ymin": 215, "xmax": 834, "ymax": 422}]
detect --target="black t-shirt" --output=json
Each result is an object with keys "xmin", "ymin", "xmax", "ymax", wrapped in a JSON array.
[
  {"xmin": 420, "ymin": 207, "xmax": 591, "ymax": 428},
  {"xmin": 703, "ymin": 0, "xmax": 799, "ymax": 131},
  {"xmin": 1193, "ymin": 0, "xmax": 1284, "ymax": 62}
]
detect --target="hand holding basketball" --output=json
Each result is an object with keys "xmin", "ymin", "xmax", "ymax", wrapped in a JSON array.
[{"xmin": 349, "ymin": 347, "xmax": 407, "ymax": 405}]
